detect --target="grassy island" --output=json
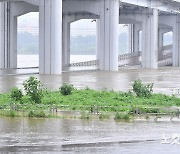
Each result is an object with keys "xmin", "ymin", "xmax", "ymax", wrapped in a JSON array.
[{"xmin": 0, "ymin": 76, "xmax": 180, "ymax": 120}]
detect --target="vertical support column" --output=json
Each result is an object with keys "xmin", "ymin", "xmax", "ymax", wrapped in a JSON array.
[
  {"xmin": 0, "ymin": 2, "xmax": 17, "ymax": 69},
  {"xmin": 10, "ymin": 13, "xmax": 17, "ymax": 68},
  {"xmin": 133, "ymin": 24, "xmax": 141, "ymax": 53},
  {"xmin": 62, "ymin": 15, "xmax": 71, "ymax": 67},
  {"xmin": 158, "ymin": 29, "xmax": 164, "ymax": 48},
  {"xmin": 128, "ymin": 24, "xmax": 134, "ymax": 53},
  {"xmin": 158, "ymin": 28, "xmax": 164, "ymax": 60},
  {"xmin": 96, "ymin": 19, "xmax": 101, "ymax": 60},
  {"xmin": 142, "ymin": 9, "xmax": 158, "ymax": 68},
  {"xmin": 0, "ymin": 2, "xmax": 5, "ymax": 68},
  {"xmin": 172, "ymin": 15, "xmax": 180, "ymax": 67},
  {"xmin": 99, "ymin": 0, "xmax": 119, "ymax": 71},
  {"xmin": 39, "ymin": 0, "xmax": 62, "ymax": 74},
  {"xmin": 0, "ymin": 2, "xmax": 9, "ymax": 69}
]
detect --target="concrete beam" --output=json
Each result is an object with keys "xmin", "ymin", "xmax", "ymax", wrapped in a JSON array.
[
  {"xmin": 63, "ymin": 0, "xmax": 101, "ymax": 16},
  {"xmin": 11, "ymin": 2, "xmax": 38, "ymax": 16},
  {"xmin": 121, "ymin": 0, "xmax": 180, "ymax": 13}
]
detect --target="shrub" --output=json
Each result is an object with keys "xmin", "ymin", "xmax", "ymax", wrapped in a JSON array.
[
  {"xmin": 10, "ymin": 87, "xmax": 23, "ymax": 102},
  {"xmin": 80, "ymin": 111, "xmax": 90, "ymax": 119},
  {"xmin": 114, "ymin": 112, "xmax": 130, "ymax": 120},
  {"xmin": 28, "ymin": 110, "xmax": 46, "ymax": 118},
  {"xmin": 0, "ymin": 110, "xmax": 18, "ymax": 117},
  {"xmin": 99, "ymin": 113, "xmax": 110, "ymax": 120},
  {"xmin": 28, "ymin": 110, "xmax": 35, "ymax": 117},
  {"xmin": 59, "ymin": 83, "xmax": 74, "ymax": 96},
  {"xmin": 132, "ymin": 79, "xmax": 153, "ymax": 98},
  {"xmin": 23, "ymin": 77, "xmax": 44, "ymax": 103},
  {"xmin": 8, "ymin": 110, "xmax": 17, "ymax": 117}
]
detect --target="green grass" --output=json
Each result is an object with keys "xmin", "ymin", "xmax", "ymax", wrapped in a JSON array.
[
  {"xmin": 114, "ymin": 112, "xmax": 130, "ymax": 121},
  {"xmin": 0, "ymin": 88, "xmax": 180, "ymax": 118},
  {"xmin": 0, "ymin": 110, "xmax": 20, "ymax": 117}
]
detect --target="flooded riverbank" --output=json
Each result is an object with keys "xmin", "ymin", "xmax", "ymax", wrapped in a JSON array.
[{"xmin": 1, "ymin": 59, "xmax": 180, "ymax": 153}]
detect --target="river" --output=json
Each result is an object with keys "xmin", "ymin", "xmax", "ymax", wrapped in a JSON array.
[
  {"xmin": 17, "ymin": 55, "xmax": 96, "ymax": 68},
  {"xmin": 0, "ymin": 117, "xmax": 180, "ymax": 153},
  {"xmin": 1, "ymin": 55, "xmax": 180, "ymax": 153}
]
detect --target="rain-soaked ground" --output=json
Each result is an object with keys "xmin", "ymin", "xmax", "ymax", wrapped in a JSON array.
[{"xmin": 1, "ymin": 66, "xmax": 180, "ymax": 153}]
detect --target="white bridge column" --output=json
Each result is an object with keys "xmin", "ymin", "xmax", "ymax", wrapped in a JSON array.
[
  {"xmin": 158, "ymin": 29, "xmax": 164, "ymax": 49},
  {"xmin": 128, "ymin": 24, "xmax": 134, "ymax": 53},
  {"xmin": 99, "ymin": 0, "xmax": 119, "ymax": 71},
  {"xmin": 133, "ymin": 24, "xmax": 142, "ymax": 53},
  {"xmin": 0, "ymin": 2, "xmax": 6, "ymax": 68},
  {"xmin": 142, "ymin": 9, "xmax": 159, "ymax": 68},
  {"xmin": 96, "ymin": 19, "xmax": 101, "ymax": 60},
  {"xmin": 172, "ymin": 15, "xmax": 180, "ymax": 66},
  {"xmin": 0, "ymin": 2, "xmax": 17, "ymax": 69},
  {"xmin": 39, "ymin": 0, "xmax": 62, "ymax": 74},
  {"xmin": 62, "ymin": 15, "xmax": 71, "ymax": 67}
]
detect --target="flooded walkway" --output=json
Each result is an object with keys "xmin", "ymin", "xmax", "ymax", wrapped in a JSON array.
[
  {"xmin": 0, "ymin": 117, "xmax": 180, "ymax": 153},
  {"xmin": 0, "ymin": 66, "xmax": 179, "ymax": 95}
]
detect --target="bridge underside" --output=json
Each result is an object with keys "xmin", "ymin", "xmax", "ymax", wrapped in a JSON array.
[{"xmin": 0, "ymin": 0, "xmax": 179, "ymax": 74}]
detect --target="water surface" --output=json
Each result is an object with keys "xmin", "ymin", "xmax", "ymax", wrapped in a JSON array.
[{"xmin": 0, "ymin": 117, "xmax": 180, "ymax": 153}]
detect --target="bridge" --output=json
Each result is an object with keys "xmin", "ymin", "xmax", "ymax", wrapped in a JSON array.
[{"xmin": 0, "ymin": 0, "xmax": 179, "ymax": 74}]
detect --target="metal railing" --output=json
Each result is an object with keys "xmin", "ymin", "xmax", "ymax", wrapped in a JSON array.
[
  {"xmin": 118, "ymin": 51, "xmax": 141, "ymax": 61},
  {"xmin": 69, "ymin": 45, "xmax": 173, "ymax": 68},
  {"xmin": 70, "ymin": 59, "xmax": 99, "ymax": 67},
  {"xmin": 158, "ymin": 58, "xmax": 172, "ymax": 67}
]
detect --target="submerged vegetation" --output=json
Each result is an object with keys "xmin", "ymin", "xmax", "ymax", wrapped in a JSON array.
[{"xmin": 0, "ymin": 77, "xmax": 180, "ymax": 119}]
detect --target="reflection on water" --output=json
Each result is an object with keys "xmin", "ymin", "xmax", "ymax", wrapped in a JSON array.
[
  {"xmin": 0, "ymin": 67, "xmax": 180, "ymax": 95},
  {"xmin": 0, "ymin": 117, "xmax": 179, "ymax": 153}
]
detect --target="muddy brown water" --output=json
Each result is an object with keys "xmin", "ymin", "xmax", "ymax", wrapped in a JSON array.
[
  {"xmin": 0, "ymin": 67, "xmax": 180, "ymax": 95},
  {"xmin": 0, "ymin": 117, "xmax": 180, "ymax": 153},
  {"xmin": 1, "ymin": 67, "xmax": 180, "ymax": 153}
]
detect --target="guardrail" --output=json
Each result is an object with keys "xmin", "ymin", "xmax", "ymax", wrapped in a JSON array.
[
  {"xmin": 1, "ymin": 104, "xmax": 180, "ymax": 119},
  {"xmin": 118, "ymin": 51, "xmax": 141, "ymax": 61},
  {"xmin": 158, "ymin": 58, "xmax": 172, "ymax": 67},
  {"xmin": 69, "ymin": 46, "xmax": 172, "ymax": 68},
  {"xmin": 70, "ymin": 59, "xmax": 99, "ymax": 67}
]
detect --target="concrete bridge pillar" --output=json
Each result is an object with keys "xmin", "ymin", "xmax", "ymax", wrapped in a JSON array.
[
  {"xmin": 133, "ymin": 24, "xmax": 142, "ymax": 53},
  {"xmin": 0, "ymin": 2, "xmax": 17, "ymax": 69},
  {"xmin": 142, "ymin": 9, "xmax": 158, "ymax": 68},
  {"xmin": 39, "ymin": 0, "xmax": 62, "ymax": 74},
  {"xmin": 158, "ymin": 29, "xmax": 164, "ymax": 48},
  {"xmin": 128, "ymin": 24, "xmax": 134, "ymax": 53},
  {"xmin": 62, "ymin": 15, "xmax": 71, "ymax": 67},
  {"xmin": 98, "ymin": 0, "xmax": 119, "ymax": 71},
  {"xmin": 172, "ymin": 15, "xmax": 180, "ymax": 66},
  {"xmin": 96, "ymin": 19, "xmax": 100, "ymax": 61}
]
